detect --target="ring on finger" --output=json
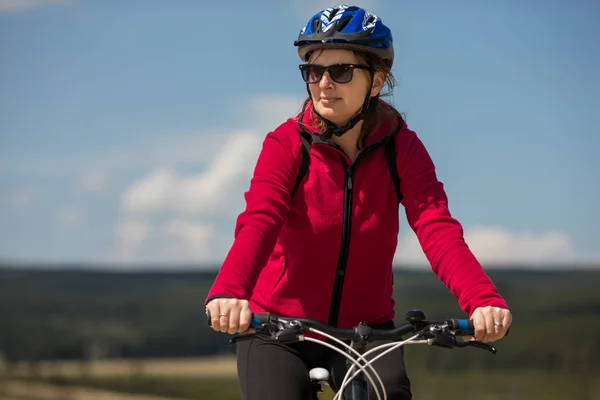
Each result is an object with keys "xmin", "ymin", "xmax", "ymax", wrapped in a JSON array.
[
  {"xmin": 494, "ymin": 321, "xmax": 502, "ymax": 327},
  {"xmin": 219, "ymin": 313, "xmax": 229, "ymax": 317}
]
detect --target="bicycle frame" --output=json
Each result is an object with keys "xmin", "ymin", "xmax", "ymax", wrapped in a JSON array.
[{"xmin": 342, "ymin": 340, "xmax": 369, "ymax": 400}]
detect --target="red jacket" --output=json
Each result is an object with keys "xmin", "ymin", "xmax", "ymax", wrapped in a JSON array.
[{"xmin": 206, "ymin": 100, "xmax": 507, "ymax": 328}]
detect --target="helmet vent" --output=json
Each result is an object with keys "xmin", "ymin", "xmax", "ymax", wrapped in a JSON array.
[
  {"xmin": 337, "ymin": 16, "xmax": 352, "ymax": 31},
  {"xmin": 313, "ymin": 17, "xmax": 321, "ymax": 33},
  {"xmin": 330, "ymin": 7, "xmax": 341, "ymax": 20}
]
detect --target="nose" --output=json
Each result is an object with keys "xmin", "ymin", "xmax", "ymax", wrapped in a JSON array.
[{"xmin": 318, "ymin": 71, "xmax": 334, "ymax": 89}]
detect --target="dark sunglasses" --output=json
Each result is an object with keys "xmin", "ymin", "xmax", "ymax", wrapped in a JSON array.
[{"xmin": 299, "ymin": 63, "xmax": 371, "ymax": 84}]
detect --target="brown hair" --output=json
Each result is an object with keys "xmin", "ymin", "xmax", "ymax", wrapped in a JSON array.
[{"xmin": 308, "ymin": 50, "xmax": 399, "ymax": 150}]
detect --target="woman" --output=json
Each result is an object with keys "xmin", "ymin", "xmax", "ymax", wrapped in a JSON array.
[{"xmin": 205, "ymin": 4, "xmax": 512, "ymax": 399}]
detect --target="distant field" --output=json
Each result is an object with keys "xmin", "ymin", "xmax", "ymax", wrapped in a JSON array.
[
  {"xmin": 8, "ymin": 356, "xmax": 238, "ymax": 378},
  {"xmin": 4, "ymin": 357, "xmax": 600, "ymax": 400}
]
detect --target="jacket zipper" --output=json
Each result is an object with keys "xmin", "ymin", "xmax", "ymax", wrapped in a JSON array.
[
  {"xmin": 326, "ymin": 140, "xmax": 389, "ymax": 327},
  {"xmin": 328, "ymin": 159, "xmax": 354, "ymax": 327}
]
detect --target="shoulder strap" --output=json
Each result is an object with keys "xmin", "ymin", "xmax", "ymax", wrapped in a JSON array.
[
  {"xmin": 384, "ymin": 136, "xmax": 403, "ymax": 203},
  {"xmin": 291, "ymin": 131, "xmax": 312, "ymax": 199}
]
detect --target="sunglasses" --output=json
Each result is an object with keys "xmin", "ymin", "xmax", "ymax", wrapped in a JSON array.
[{"xmin": 299, "ymin": 63, "xmax": 371, "ymax": 84}]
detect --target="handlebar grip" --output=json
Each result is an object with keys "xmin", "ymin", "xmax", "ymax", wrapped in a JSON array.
[
  {"xmin": 251, "ymin": 313, "xmax": 271, "ymax": 329},
  {"xmin": 449, "ymin": 319, "xmax": 474, "ymax": 336},
  {"xmin": 449, "ymin": 319, "xmax": 511, "ymax": 337}
]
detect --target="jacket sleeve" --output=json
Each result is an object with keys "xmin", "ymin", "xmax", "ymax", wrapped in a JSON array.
[
  {"xmin": 397, "ymin": 129, "xmax": 508, "ymax": 316},
  {"xmin": 205, "ymin": 125, "xmax": 302, "ymax": 303}
]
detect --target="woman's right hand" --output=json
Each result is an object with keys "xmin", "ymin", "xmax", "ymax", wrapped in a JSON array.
[{"xmin": 205, "ymin": 298, "xmax": 255, "ymax": 334}]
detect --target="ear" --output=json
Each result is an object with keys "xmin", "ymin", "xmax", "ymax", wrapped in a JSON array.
[{"xmin": 370, "ymin": 70, "xmax": 385, "ymax": 97}]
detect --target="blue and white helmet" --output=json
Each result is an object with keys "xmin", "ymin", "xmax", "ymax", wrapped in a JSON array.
[{"xmin": 294, "ymin": 4, "xmax": 394, "ymax": 67}]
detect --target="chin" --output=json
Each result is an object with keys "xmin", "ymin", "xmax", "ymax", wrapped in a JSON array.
[{"xmin": 315, "ymin": 105, "xmax": 347, "ymax": 126}]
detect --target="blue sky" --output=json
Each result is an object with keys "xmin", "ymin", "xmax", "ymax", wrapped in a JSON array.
[{"xmin": 0, "ymin": 0, "xmax": 598, "ymax": 269}]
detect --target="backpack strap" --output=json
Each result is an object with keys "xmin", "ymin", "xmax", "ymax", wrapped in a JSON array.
[
  {"xmin": 384, "ymin": 136, "xmax": 403, "ymax": 203},
  {"xmin": 291, "ymin": 131, "xmax": 312, "ymax": 199}
]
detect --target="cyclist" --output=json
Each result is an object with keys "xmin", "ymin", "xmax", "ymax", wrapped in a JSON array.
[{"xmin": 205, "ymin": 4, "xmax": 513, "ymax": 399}]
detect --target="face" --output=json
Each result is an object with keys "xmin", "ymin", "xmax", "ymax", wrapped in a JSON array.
[{"xmin": 305, "ymin": 49, "xmax": 384, "ymax": 127}]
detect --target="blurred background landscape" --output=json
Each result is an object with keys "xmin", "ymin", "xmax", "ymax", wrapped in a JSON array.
[
  {"xmin": 1, "ymin": 265, "xmax": 599, "ymax": 399},
  {"xmin": 1, "ymin": 0, "xmax": 599, "ymax": 399}
]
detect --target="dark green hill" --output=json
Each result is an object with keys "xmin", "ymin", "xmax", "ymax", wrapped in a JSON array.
[{"xmin": 1, "ymin": 265, "xmax": 598, "ymax": 372}]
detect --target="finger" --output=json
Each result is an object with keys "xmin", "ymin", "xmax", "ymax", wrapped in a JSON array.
[
  {"xmin": 207, "ymin": 303, "xmax": 222, "ymax": 332},
  {"xmin": 485, "ymin": 308, "xmax": 500, "ymax": 342},
  {"xmin": 462, "ymin": 335, "xmax": 475, "ymax": 342},
  {"xmin": 483, "ymin": 308, "xmax": 495, "ymax": 343},
  {"xmin": 492, "ymin": 308, "xmax": 505, "ymax": 341},
  {"xmin": 205, "ymin": 306, "xmax": 211, "ymax": 326},
  {"xmin": 471, "ymin": 309, "xmax": 486, "ymax": 342},
  {"xmin": 238, "ymin": 303, "xmax": 252, "ymax": 333},
  {"xmin": 219, "ymin": 313, "xmax": 230, "ymax": 333},
  {"xmin": 490, "ymin": 308, "xmax": 510, "ymax": 341},
  {"xmin": 500, "ymin": 310, "xmax": 512, "ymax": 338},
  {"xmin": 216, "ymin": 301, "xmax": 233, "ymax": 333},
  {"xmin": 228, "ymin": 309, "xmax": 240, "ymax": 335}
]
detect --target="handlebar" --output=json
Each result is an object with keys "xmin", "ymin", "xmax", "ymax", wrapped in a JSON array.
[
  {"xmin": 249, "ymin": 311, "xmax": 474, "ymax": 340},
  {"xmin": 208, "ymin": 309, "xmax": 504, "ymax": 355}
]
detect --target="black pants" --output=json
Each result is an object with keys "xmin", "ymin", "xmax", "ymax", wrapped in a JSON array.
[{"xmin": 236, "ymin": 322, "xmax": 412, "ymax": 400}]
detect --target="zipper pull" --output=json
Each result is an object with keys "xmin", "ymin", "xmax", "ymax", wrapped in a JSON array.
[{"xmin": 347, "ymin": 170, "xmax": 353, "ymax": 190}]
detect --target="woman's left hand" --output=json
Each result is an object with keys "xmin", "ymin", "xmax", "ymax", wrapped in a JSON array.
[{"xmin": 464, "ymin": 305, "xmax": 512, "ymax": 343}]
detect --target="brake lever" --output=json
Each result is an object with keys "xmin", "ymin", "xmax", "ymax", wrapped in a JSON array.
[
  {"xmin": 229, "ymin": 327, "xmax": 303, "ymax": 345},
  {"xmin": 455, "ymin": 340, "xmax": 497, "ymax": 354},
  {"xmin": 425, "ymin": 324, "xmax": 497, "ymax": 355},
  {"xmin": 230, "ymin": 332, "xmax": 273, "ymax": 345}
]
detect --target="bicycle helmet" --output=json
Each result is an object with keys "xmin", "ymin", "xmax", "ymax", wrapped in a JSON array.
[
  {"xmin": 293, "ymin": 5, "xmax": 395, "ymax": 138},
  {"xmin": 294, "ymin": 4, "xmax": 394, "ymax": 68}
]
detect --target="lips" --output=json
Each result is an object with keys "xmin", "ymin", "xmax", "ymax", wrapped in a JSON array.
[{"xmin": 320, "ymin": 97, "xmax": 340, "ymax": 105}]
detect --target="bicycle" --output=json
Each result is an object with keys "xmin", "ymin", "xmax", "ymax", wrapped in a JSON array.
[{"xmin": 209, "ymin": 309, "xmax": 504, "ymax": 400}]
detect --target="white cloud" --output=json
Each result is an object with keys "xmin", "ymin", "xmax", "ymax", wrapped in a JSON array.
[
  {"xmin": 121, "ymin": 168, "xmax": 176, "ymax": 214},
  {"xmin": 0, "ymin": 0, "xmax": 72, "ymax": 12},
  {"xmin": 79, "ymin": 170, "xmax": 110, "ymax": 192},
  {"xmin": 395, "ymin": 225, "xmax": 581, "ymax": 268},
  {"xmin": 111, "ymin": 218, "xmax": 218, "ymax": 266},
  {"xmin": 57, "ymin": 208, "xmax": 85, "ymax": 227},
  {"xmin": 161, "ymin": 219, "xmax": 216, "ymax": 261},
  {"xmin": 111, "ymin": 94, "xmax": 306, "ymax": 266},
  {"xmin": 121, "ymin": 130, "xmax": 262, "ymax": 217},
  {"xmin": 119, "ymin": 94, "xmax": 305, "ymax": 219}
]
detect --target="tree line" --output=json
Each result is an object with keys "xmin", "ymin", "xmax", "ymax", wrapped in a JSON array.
[{"xmin": 1, "ymin": 265, "xmax": 599, "ymax": 372}]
